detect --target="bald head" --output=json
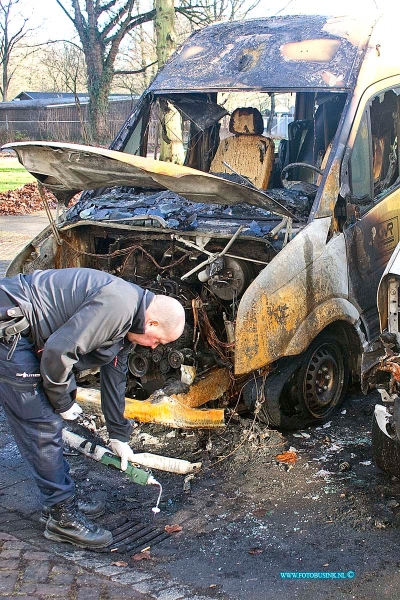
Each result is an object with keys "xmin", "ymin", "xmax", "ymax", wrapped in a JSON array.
[
  {"xmin": 147, "ymin": 295, "xmax": 185, "ymax": 339},
  {"xmin": 126, "ymin": 294, "xmax": 185, "ymax": 349}
]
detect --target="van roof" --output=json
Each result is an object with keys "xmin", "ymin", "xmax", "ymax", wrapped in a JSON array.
[{"xmin": 149, "ymin": 14, "xmax": 377, "ymax": 94}]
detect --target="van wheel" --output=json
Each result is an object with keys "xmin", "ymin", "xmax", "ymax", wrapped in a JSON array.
[
  {"xmin": 257, "ymin": 333, "xmax": 348, "ymax": 430},
  {"xmin": 372, "ymin": 409, "xmax": 400, "ymax": 478},
  {"xmin": 294, "ymin": 333, "xmax": 348, "ymax": 422}
]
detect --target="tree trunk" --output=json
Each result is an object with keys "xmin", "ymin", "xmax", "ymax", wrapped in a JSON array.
[
  {"xmin": 87, "ymin": 70, "xmax": 113, "ymax": 145},
  {"xmin": 155, "ymin": 0, "xmax": 176, "ymax": 66},
  {"xmin": 154, "ymin": 0, "xmax": 183, "ymax": 164},
  {"xmin": 83, "ymin": 30, "xmax": 112, "ymax": 145},
  {"xmin": 2, "ymin": 47, "xmax": 8, "ymax": 101}
]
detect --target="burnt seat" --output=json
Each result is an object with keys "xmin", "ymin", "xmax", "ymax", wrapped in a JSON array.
[{"xmin": 210, "ymin": 107, "xmax": 275, "ymax": 189}]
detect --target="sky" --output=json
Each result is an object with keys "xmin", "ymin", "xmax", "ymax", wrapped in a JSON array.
[
  {"xmin": 18, "ymin": 0, "xmax": 76, "ymax": 41},
  {"xmin": 15, "ymin": 0, "xmax": 396, "ymax": 43}
]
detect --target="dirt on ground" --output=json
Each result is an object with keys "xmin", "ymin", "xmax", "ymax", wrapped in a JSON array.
[{"xmin": 58, "ymin": 386, "xmax": 400, "ymax": 600}]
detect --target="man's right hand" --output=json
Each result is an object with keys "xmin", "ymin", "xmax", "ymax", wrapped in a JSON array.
[{"xmin": 108, "ymin": 439, "xmax": 136, "ymax": 471}]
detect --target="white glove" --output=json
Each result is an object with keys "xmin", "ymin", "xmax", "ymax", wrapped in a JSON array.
[
  {"xmin": 109, "ymin": 439, "xmax": 136, "ymax": 471},
  {"xmin": 60, "ymin": 402, "xmax": 83, "ymax": 420}
]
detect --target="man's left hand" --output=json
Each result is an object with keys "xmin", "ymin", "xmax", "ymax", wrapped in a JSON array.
[
  {"xmin": 60, "ymin": 402, "xmax": 83, "ymax": 420},
  {"xmin": 163, "ymin": 380, "xmax": 190, "ymax": 396}
]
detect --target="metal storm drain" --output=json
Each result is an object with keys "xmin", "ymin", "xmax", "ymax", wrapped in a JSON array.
[{"xmin": 97, "ymin": 516, "xmax": 171, "ymax": 554}]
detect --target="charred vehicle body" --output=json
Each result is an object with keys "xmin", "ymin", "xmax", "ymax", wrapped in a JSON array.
[
  {"xmin": 364, "ymin": 242, "xmax": 400, "ymax": 477},
  {"xmin": 4, "ymin": 13, "xmax": 400, "ymax": 429}
]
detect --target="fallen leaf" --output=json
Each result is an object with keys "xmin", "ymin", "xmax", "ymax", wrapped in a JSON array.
[
  {"xmin": 165, "ymin": 524, "xmax": 183, "ymax": 534},
  {"xmin": 0, "ymin": 183, "xmax": 58, "ymax": 215},
  {"xmin": 132, "ymin": 551, "xmax": 151, "ymax": 561},
  {"xmin": 248, "ymin": 547, "xmax": 264, "ymax": 555},
  {"xmin": 253, "ymin": 508, "xmax": 267, "ymax": 517},
  {"xmin": 275, "ymin": 451, "xmax": 298, "ymax": 464},
  {"xmin": 111, "ymin": 561, "xmax": 128, "ymax": 567}
]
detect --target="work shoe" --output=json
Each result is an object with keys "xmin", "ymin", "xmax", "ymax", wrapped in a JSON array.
[
  {"xmin": 44, "ymin": 496, "xmax": 112, "ymax": 549},
  {"xmin": 40, "ymin": 499, "xmax": 105, "ymax": 524}
]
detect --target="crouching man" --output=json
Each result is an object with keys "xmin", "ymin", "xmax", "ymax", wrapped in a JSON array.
[{"xmin": 0, "ymin": 268, "xmax": 185, "ymax": 549}]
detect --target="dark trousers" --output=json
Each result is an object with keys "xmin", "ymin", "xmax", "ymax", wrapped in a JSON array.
[{"xmin": 0, "ymin": 335, "xmax": 75, "ymax": 506}]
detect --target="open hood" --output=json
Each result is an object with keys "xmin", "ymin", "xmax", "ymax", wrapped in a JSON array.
[{"xmin": 3, "ymin": 141, "xmax": 295, "ymax": 219}]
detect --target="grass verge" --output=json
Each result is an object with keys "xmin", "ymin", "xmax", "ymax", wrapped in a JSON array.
[{"xmin": 0, "ymin": 158, "xmax": 36, "ymax": 192}]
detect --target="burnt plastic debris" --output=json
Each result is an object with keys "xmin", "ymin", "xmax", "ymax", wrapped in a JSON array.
[{"xmin": 67, "ymin": 186, "xmax": 310, "ymax": 239}]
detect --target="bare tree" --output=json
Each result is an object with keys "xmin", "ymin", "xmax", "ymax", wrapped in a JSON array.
[
  {"xmin": 0, "ymin": 0, "xmax": 30, "ymax": 101},
  {"xmin": 53, "ymin": 0, "xmax": 261, "ymax": 144},
  {"xmin": 176, "ymin": 0, "xmax": 262, "ymax": 27},
  {"xmin": 155, "ymin": 0, "xmax": 176, "ymax": 67},
  {"xmin": 40, "ymin": 42, "xmax": 86, "ymax": 94},
  {"xmin": 54, "ymin": 0, "xmax": 156, "ymax": 144},
  {"xmin": 39, "ymin": 41, "xmax": 90, "ymax": 143},
  {"xmin": 113, "ymin": 0, "xmax": 157, "ymax": 96}
]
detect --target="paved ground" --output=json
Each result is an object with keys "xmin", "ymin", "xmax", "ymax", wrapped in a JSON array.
[
  {"xmin": 0, "ymin": 211, "xmax": 51, "ymax": 276},
  {"xmin": 0, "ymin": 531, "xmax": 156, "ymax": 600},
  {"xmin": 0, "ymin": 428, "xmax": 215, "ymax": 600},
  {"xmin": 0, "ymin": 213, "xmax": 208, "ymax": 600}
]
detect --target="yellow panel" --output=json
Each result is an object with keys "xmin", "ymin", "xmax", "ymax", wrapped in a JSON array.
[
  {"xmin": 210, "ymin": 135, "xmax": 274, "ymax": 189},
  {"xmin": 76, "ymin": 388, "xmax": 225, "ymax": 429},
  {"xmin": 281, "ymin": 39, "xmax": 341, "ymax": 62}
]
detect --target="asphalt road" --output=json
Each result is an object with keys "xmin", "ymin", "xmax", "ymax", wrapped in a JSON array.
[
  {"xmin": 1, "ymin": 386, "xmax": 400, "ymax": 600},
  {"xmin": 0, "ymin": 211, "xmax": 50, "ymax": 276}
]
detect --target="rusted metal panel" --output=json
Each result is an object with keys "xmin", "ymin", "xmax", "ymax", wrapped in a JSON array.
[
  {"xmin": 76, "ymin": 386, "xmax": 226, "ymax": 429},
  {"xmin": 376, "ymin": 356, "xmax": 400, "ymax": 383},
  {"xmin": 173, "ymin": 367, "xmax": 231, "ymax": 408},
  {"xmin": 4, "ymin": 141, "xmax": 294, "ymax": 217},
  {"xmin": 345, "ymin": 193, "xmax": 400, "ymax": 339},
  {"xmin": 149, "ymin": 15, "xmax": 371, "ymax": 93},
  {"xmin": 313, "ymin": 157, "xmax": 342, "ymax": 218},
  {"xmin": 234, "ymin": 217, "xmax": 352, "ymax": 374}
]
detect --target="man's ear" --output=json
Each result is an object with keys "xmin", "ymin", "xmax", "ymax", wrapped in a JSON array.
[{"xmin": 147, "ymin": 318, "xmax": 159, "ymax": 327}]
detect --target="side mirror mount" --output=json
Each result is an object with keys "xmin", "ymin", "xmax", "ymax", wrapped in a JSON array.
[{"xmin": 347, "ymin": 193, "xmax": 373, "ymax": 206}]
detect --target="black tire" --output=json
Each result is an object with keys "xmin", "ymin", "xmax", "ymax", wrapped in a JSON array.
[
  {"xmin": 372, "ymin": 409, "xmax": 400, "ymax": 478},
  {"xmin": 257, "ymin": 333, "xmax": 349, "ymax": 430},
  {"xmin": 294, "ymin": 333, "xmax": 349, "ymax": 422}
]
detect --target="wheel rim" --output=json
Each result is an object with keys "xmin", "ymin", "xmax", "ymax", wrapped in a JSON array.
[{"xmin": 302, "ymin": 342, "xmax": 344, "ymax": 419}]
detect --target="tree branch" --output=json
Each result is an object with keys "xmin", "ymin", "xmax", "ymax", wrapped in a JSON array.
[
  {"xmin": 100, "ymin": 0, "xmax": 134, "ymax": 40},
  {"xmin": 55, "ymin": 0, "xmax": 76, "ymax": 24},
  {"xmin": 114, "ymin": 60, "xmax": 157, "ymax": 75},
  {"xmin": 28, "ymin": 39, "xmax": 83, "ymax": 52},
  {"xmin": 95, "ymin": 0, "xmax": 118, "ymax": 19},
  {"xmin": 175, "ymin": 6, "xmax": 211, "ymax": 25},
  {"xmin": 125, "ymin": 8, "xmax": 156, "ymax": 33},
  {"xmin": 72, "ymin": 0, "xmax": 89, "ymax": 45}
]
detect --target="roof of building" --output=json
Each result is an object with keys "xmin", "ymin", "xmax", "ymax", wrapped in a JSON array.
[
  {"xmin": 0, "ymin": 93, "xmax": 138, "ymax": 110},
  {"xmin": 13, "ymin": 92, "xmax": 90, "ymax": 101}
]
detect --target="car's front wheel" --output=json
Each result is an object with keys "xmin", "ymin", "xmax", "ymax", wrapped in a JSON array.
[
  {"xmin": 258, "ymin": 333, "xmax": 349, "ymax": 429},
  {"xmin": 295, "ymin": 333, "xmax": 348, "ymax": 421}
]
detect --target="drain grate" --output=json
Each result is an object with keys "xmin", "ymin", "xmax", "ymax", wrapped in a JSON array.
[{"xmin": 96, "ymin": 516, "xmax": 171, "ymax": 554}]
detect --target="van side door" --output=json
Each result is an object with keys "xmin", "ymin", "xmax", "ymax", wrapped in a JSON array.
[{"xmin": 344, "ymin": 86, "xmax": 400, "ymax": 342}]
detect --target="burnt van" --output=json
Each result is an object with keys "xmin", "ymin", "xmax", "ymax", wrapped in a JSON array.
[{"xmin": 4, "ymin": 13, "xmax": 400, "ymax": 429}]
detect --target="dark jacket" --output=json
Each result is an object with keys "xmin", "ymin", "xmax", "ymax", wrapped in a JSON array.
[{"xmin": 0, "ymin": 268, "xmax": 154, "ymax": 441}]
